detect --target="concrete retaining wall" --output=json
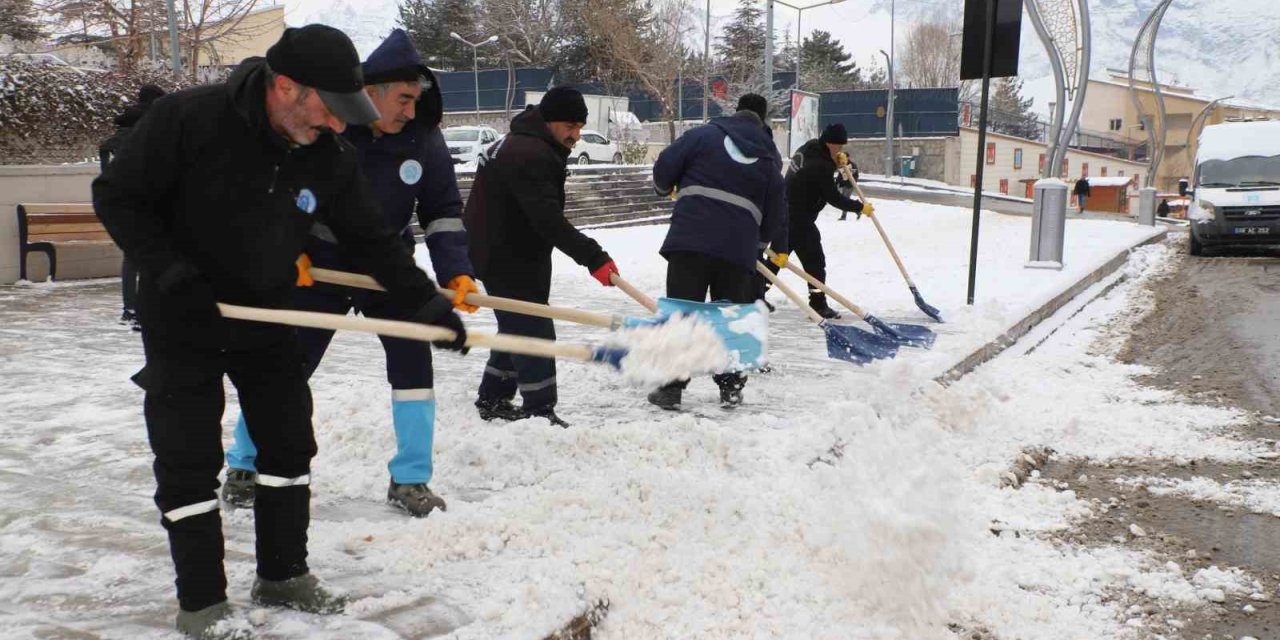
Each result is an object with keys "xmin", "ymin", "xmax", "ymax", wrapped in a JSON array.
[{"xmin": 0, "ymin": 164, "xmax": 117, "ymax": 284}]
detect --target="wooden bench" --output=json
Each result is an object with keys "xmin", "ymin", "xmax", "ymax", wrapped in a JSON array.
[{"xmin": 16, "ymin": 203, "xmax": 113, "ymax": 281}]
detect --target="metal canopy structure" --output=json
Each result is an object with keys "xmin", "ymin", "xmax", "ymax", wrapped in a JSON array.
[
  {"xmin": 1024, "ymin": 0, "xmax": 1091, "ymax": 179},
  {"xmin": 1127, "ymin": 0, "xmax": 1175, "ymax": 189}
]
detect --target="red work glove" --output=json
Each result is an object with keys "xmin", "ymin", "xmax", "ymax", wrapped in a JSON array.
[{"xmin": 591, "ymin": 260, "xmax": 618, "ymax": 287}]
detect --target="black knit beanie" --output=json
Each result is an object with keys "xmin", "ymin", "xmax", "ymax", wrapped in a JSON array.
[
  {"xmin": 820, "ymin": 123, "xmax": 848, "ymax": 145},
  {"xmin": 539, "ymin": 86, "xmax": 589, "ymax": 124},
  {"xmin": 736, "ymin": 93, "xmax": 768, "ymax": 122}
]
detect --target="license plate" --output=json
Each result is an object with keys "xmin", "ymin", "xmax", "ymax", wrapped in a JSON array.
[{"xmin": 1234, "ymin": 227, "xmax": 1272, "ymax": 235}]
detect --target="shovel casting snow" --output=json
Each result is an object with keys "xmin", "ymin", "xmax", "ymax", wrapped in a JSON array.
[
  {"xmin": 764, "ymin": 250, "xmax": 935, "ymax": 349},
  {"xmin": 756, "ymin": 263, "xmax": 897, "ymax": 365}
]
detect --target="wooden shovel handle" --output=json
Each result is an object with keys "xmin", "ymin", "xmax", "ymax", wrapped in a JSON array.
[
  {"xmin": 216, "ymin": 303, "xmax": 596, "ymax": 362},
  {"xmin": 764, "ymin": 249, "xmax": 867, "ymax": 319},
  {"xmin": 308, "ymin": 267, "xmax": 617, "ymax": 329},
  {"xmin": 851, "ymin": 181, "xmax": 916, "ymax": 288},
  {"xmin": 756, "ymin": 262, "xmax": 825, "ymax": 325},
  {"xmin": 609, "ymin": 272, "xmax": 659, "ymax": 313}
]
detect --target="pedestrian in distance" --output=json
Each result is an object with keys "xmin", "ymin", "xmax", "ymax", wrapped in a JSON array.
[
  {"xmin": 220, "ymin": 28, "xmax": 475, "ymax": 519},
  {"xmin": 771, "ymin": 123, "xmax": 873, "ymax": 319},
  {"xmin": 465, "ymin": 87, "xmax": 620, "ymax": 428},
  {"xmin": 99, "ymin": 83, "xmax": 165, "ymax": 332},
  {"xmin": 92, "ymin": 24, "xmax": 468, "ymax": 639},
  {"xmin": 647, "ymin": 93, "xmax": 786, "ymax": 410},
  {"xmin": 835, "ymin": 151, "xmax": 860, "ymax": 221},
  {"xmin": 1074, "ymin": 176, "xmax": 1091, "ymax": 214}
]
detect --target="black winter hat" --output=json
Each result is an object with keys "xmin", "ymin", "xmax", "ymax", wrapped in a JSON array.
[
  {"xmin": 539, "ymin": 86, "xmax": 588, "ymax": 124},
  {"xmin": 266, "ymin": 24, "xmax": 379, "ymax": 125},
  {"xmin": 736, "ymin": 93, "xmax": 768, "ymax": 121},
  {"xmin": 820, "ymin": 123, "xmax": 848, "ymax": 145}
]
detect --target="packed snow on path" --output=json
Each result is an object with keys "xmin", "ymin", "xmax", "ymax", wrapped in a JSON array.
[{"xmin": 2, "ymin": 203, "xmax": 1262, "ymax": 639}]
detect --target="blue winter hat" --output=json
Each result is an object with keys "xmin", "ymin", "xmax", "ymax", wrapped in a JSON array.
[{"xmin": 362, "ymin": 28, "xmax": 432, "ymax": 87}]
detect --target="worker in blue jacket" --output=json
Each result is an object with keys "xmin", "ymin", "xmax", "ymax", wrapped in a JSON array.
[
  {"xmin": 647, "ymin": 93, "xmax": 786, "ymax": 409},
  {"xmin": 221, "ymin": 29, "xmax": 477, "ymax": 518}
]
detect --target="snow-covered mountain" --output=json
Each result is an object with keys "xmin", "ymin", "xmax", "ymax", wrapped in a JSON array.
[{"xmin": 279, "ymin": 0, "xmax": 1280, "ymax": 110}]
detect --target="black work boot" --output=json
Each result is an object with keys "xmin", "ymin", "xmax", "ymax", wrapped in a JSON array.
[
  {"xmin": 647, "ymin": 386, "xmax": 683, "ymax": 410},
  {"xmin": 714, "ymin": 373, "xmax": 745, "ymax": 408},
  {"xmin": 387, "ymin": 481, "xmax": 447, "ymax": 517},
  {"xmin": 475, "ymin": 398, "xmax": 527, "ymax": 422},
  {"xmin": 175, "ymin": 601, "xmax": 252, "ymax": 639},
  {"xmin": 528, "ymin": 406, "xmax": 570, "ymax": 428},
  {"xmin": 810, "ymin": 293, "xmax": 841, "ymax": 320},
  {"xmin": 221, "ymin": 469, "xmax": 256, "ymax": 508},
  {"xmin": 251, "ymin": 573, "xmax": 347, "ymax": 615}
]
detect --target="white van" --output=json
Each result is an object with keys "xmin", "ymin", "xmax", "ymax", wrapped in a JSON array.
[{"xmin": 1185, "ymin": 120, "xmax": 1280, "ymax": 255}]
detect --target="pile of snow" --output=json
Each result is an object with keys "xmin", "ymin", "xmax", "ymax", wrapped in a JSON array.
[{"xmin": 611, "ymin": 314, "xmax": 730, "ymax": 386}]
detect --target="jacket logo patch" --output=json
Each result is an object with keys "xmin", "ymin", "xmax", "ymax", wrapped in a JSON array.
[
  {"xmin": 399, "ymin": 159, "xmax": 423, "ymax": 185},
  {"xmin": 296, "ymin": 188, "xmax": 317, "ymax": 215},
  {"xmin": 723, "ymin": 137, "xmax": 758, "ymax": 165}
]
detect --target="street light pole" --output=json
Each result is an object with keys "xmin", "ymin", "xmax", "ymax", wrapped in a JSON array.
[
  {"xmin": 165, "ymin": 0, "xmax": 181, "ymax": 78},
  {"xmin": 450, "ymin": 32, "xmax": 499, "ymax": 120},
  {"xmin": 703, "ymin": 0, "xmax": 710, "ymax": 123},
  {"xmin": 880, "ymin": 49, "xmax": 894, "ymax": 177},
  {"xmin": 764, "ymin": 0, "xmax": 774, "ymax": 97},
  {"xmin": 772, "ymin": 0, "xmax": 846, "ymax": 93}
]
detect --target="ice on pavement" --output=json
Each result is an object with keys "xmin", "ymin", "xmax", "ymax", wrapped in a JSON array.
[{"xmin": 3, "ymin": 200, "xmax": 1264, "ymax": 639}]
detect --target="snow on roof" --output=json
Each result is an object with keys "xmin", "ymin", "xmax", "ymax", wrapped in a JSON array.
[
  {"xmin": 1197, "ymin": 121, "xmax": 1280, "ymax": 163},
  {"xmin": 1087, "ymin": 176, "xmax": 1135, "ymax": 187}
]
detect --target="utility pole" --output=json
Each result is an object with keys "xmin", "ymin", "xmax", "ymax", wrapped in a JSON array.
[
  {"xmin": 450, "ymin": 33, "xmax": 499, "ymax": 119},
  {"xmin": 703, "ymin": 0, "xmax": 710, "ymax": 123},
  {"xmin": 764, "ymin": 0, "xmax": 774, "ymax": 99},
  {"xmin": 165, "ymin": 0, "xmax": 181, "ymax": 78}
]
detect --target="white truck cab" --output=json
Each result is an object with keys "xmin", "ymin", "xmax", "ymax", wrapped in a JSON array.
[{"xmin": 1185, "ymin": 120, "xmax": 1280, "ymax": 255}]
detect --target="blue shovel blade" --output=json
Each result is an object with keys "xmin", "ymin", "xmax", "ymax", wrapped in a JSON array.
[
  {"xmin": 910, "ymin": 285, "xmax": 944, "ymax": 323},
  {"xmin": 650, "ymin": 297, "xmax": 768, "ymax": 371},
  {"xmin": 865, "ymin": 314, "xmax": 936, "ymax": 349},
  {"xmin": 590, "ymin": 346, "xmax": 629, "ymax": 370},
  {"xmin": 823, "ymin": 323, "xmax": 898, "ymax": 364}
]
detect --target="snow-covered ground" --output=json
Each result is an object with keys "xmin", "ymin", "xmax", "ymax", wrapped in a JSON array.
[{"xmin": 6, "ymin": 203, "xmax": 1266, "ymax": 639}]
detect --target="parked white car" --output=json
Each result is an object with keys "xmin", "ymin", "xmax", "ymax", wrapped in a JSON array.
[
  {"xmin": 572, "ymin": 130, "xmax": 623, "ymax": 165},
  {"xmin": 444, "ymin": 126, "xmax": 500, "ymax": 165}
]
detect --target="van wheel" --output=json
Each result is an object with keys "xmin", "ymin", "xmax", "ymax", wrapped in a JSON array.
[
  {"xmin": 612, "ymin": 152, "xmax": 624, "ymax": 164},
  {"xmin": 577, "ymin": 154, "xmax": 591, "ymax": 165},
  {"xmin": 1189, "ymin": 230, "xmax": 1203, "ymax": 256}
]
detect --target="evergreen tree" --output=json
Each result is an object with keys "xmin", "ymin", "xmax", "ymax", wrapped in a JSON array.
[
  {"xmin": 715, "ymin": 0, "xmax": 766, "ymax": 82},
  {"xmin": 0, "ymin": 0, "xmax": 44, "ymax": 42},
  {"xmin": 398, "ymin": 0, "xmax": 494, "ymax": 71},
  {"xmin": 797, "ymin": 30, "xmax": 859, "ymax": 91},
  {"xmin": 989, "ymin": 77, "xmax": 1039, "ymax": 140}
]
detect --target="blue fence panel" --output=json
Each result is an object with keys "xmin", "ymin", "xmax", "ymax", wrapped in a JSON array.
[
  {"xmin": 819, "ymin": 88, "xmax": 959, "ymax": 138},
  {"xmin": 437, "ymin": 68, "xmax": 555, "ymax": 112}
]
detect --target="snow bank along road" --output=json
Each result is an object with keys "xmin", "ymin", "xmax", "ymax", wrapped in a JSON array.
[{"xmin": 6, "ymin": 204, "xmax": 1261, "ymax": 639}]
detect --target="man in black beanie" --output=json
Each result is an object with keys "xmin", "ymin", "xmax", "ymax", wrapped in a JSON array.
[
  {"xmin": 464, "ymin": 86, "xmax": 619, "ymax": 427},
  {"xmin": 93, "ymin": 24, "xmax": 468, "ymax": 637},
  {"xmin": 769, "ymin": 122, "xmax": 872, "ymax": 319}
]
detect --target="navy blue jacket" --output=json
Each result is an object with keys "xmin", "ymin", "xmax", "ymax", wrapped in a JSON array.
[
  {"xmin": 306, "ymin": 30, "xmax": 473, "ymax": 285},
  {"xmin": 653, "ymin": 112, "xmax": 787, "ymax": 273}
]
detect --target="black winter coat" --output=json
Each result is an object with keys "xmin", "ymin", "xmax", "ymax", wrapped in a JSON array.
[
  {"xmin": 463, "ymin": 106, "xmax": 609, "ymax": 295},
  {"xmin": 1074, "ymin": 178, "xmax": 1091, "ymax": 197},
  {"xmin": 92, "ymin": 58, "xmax": 440, "ymax": 348}
]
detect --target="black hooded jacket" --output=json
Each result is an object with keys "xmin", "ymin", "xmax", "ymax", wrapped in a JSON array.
[
  {"xmin": 785, "ymin": 138, "xmax": 864, "ymax": 225},
  {"xmin": 463, "ymin": 106, "xmax": 609, "ymax": 295},
  {"xmin": 92, "ymin": 57, "xmax": 440, "ymax": 347}
]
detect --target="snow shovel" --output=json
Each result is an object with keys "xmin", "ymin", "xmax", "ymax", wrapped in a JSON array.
[
  {"xmin": 764, "ymin": 249, "xmax": 935, "ymax": 349},
  {"xmin": 216, "ymin": 302, "xmax": 634, "ymax": 368},
  {"xmin": 755, "ymin": 262, "xmax": 897, "ymax": 365},
  {"xmin": 850, "ymin": 180, "xmax": 945, "ymax": 323},
  {"xmin": 307, "ymin": 267, "xmax": 768, "ymax": 370}
]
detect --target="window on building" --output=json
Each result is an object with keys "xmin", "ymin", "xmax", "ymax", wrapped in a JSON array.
[
  {"xmin": 1061, "ymin": 158, "xmax": 1069, "ymax": 178},
  {"xmin": 986, "ymin": 142, "xmax": 996, "ymax": 165},
  {"xmin": 1013, "ymin": 148, "xmax": 1023, "ymax": 170},
  {"xmin": 970, "ymin": 174, "xmax": 977, "ymax": 187},
  {"xmin": 1109, "ymin": 118, "xmax": 1123, "ymax": 131},
  {"xmin": 1101, "ymin": 166, "xmax": 1108, "ymax": 177},
  {"xmin": 1039, "ymin": 153, "xmax": 1046, "ymax": 173},
  {"xmin": 1082, "ymin": 163, "xmax": 1089, "ymax": 178},
  {"xmin": 999, "ymin": 178, "xmax": 1009, "ymax": 195}
]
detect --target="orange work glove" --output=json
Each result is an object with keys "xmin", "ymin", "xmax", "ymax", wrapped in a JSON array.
[
  {"xmin": 447, "ymin": 275, "xmax": 480, "ymax": 313},
  {"xmin": 295, "ymin": 253, "xmax": 314, "ymax": 287}
]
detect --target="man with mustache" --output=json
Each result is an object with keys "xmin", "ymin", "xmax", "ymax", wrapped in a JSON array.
[
  {"xmin": 465, "ymin": 87, "xmax": 619, "ymax": 428},
  {"xmin": 220, "ymin": 29, "xmax": 475, "ymax": 520},
  {"xmin": 92, "ymin": 25, "xmax": 468, "ymax": 638}
]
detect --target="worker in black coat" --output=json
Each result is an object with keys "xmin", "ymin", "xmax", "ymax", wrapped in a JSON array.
[
  {"xmin": 464, "ymin": 87, "xmax": 618, "ymax": 427},
  {"xmin": 1074, "ymin": 177, "xmax": 1091, "ymax": 214},
  {"xmin": 92, "ymin": 25, "xmax": 468, "ymax": 637},
  {"xmin": 99, "ymin": 83, "xmax": 165, "ymax": 331},
  {"xmin": 772, "ymin": 123, "xmax": 872, "ymax": 319}
]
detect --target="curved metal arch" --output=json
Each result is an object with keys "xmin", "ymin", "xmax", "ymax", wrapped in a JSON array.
[
  {"xmin": 1025, "ymin": 0, "xmax": 1091, "ymax": 179},
  {"xmin": 1185, "ymin": 96, "xmax": 1232, "ymax": 166},
  {"xmin": 1128, "ymin": 0, "xmax": 1175, "ymax": 189}
]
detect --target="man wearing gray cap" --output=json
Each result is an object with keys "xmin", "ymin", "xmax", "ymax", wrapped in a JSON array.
[{"xmin": 93, "ymin": 24, "xmax": 468, "ymax": 638}]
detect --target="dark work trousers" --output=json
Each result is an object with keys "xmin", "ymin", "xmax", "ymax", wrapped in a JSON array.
[
  {"xmin": 659, "ymin": 250, "xmax": 754, "ymax": 394},
  {"xmin": 476, "ymin": 276, "xmax": 557, "ymax": 412},
  {"xmin": 786, "ymin": 220, "xmax": 830, "ymax": 308},
  {"xmin": 136, "ymin": 326, "xmax": 316, "ymax": 612},
  {"xmin": 121, "ymin": 258, "xmax": 139, "ymax": 312}
]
